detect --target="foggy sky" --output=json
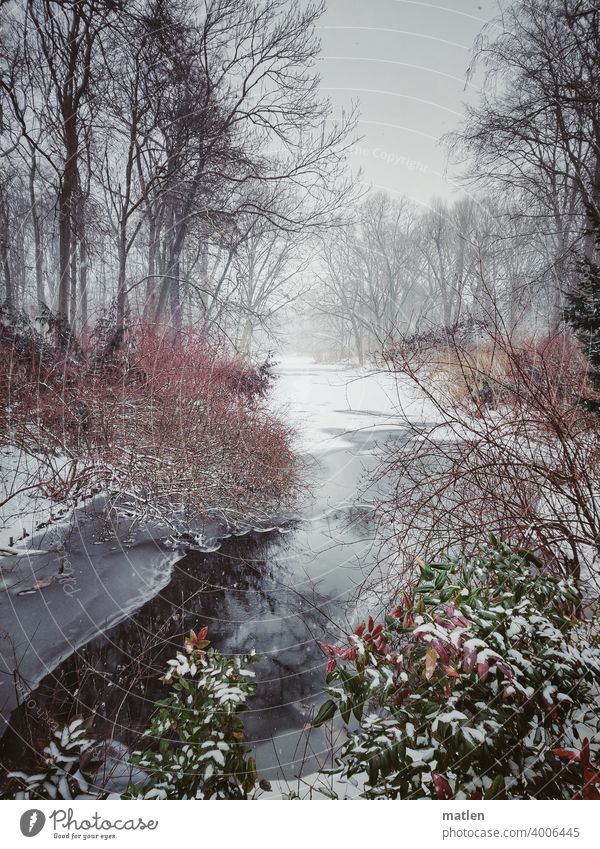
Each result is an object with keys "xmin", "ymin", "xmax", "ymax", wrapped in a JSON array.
[{"xmin": 317, "ymin": 0, "xmax": 499, "ymax": 209}]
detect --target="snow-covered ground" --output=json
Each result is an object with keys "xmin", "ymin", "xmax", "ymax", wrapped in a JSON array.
[{"xmin": 0, "ymin": 447, "xmax": 74, "ymax": 554}]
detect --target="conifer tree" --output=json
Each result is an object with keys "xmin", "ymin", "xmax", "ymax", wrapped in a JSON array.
[{"xmin": 564, "ymin": 257, "xmax": 600, "ymax": 412}]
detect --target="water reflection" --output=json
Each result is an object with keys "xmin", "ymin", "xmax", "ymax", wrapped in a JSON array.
[{"xmin": 1, "ymin": 421, "xmax": 409, "ymax": 784}]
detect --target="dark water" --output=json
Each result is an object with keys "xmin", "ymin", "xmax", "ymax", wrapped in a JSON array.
[{"xmin": 0, "ymin": 362, "xmax": 418, "ymax": 784}]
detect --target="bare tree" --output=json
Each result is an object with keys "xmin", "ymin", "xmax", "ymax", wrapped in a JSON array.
[
  {"xmin": 141, "ymin": 0, "xmax": 356, "ymax": 326},
  {"xmin": 229, "ymin": 216, "xmax": 308, "ymax": 354},
  {"xmin": 451, "ymin": 0, "xmax": 600, "ymax": 322},
  {"xmin": 0, "ymin": 1, "xmax": 115, "ymax": 325},
  {"xmin": 314, "ymin": 193, "xmax": 420, "ymax": 363},
  {"xmin": 0, "ymin": 0, "xmax": 356, "ymax": 338}
]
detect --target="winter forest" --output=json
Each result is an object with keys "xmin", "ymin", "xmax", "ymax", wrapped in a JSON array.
[{"xmin": 2, "ymin": 0, "xmax": 600, "ymax": 804}]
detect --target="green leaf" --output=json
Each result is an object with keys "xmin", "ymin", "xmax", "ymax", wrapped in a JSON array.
[
  {"xmin": 352, "ymin": 699, "xmax": 364, "ymax": 722},
  {"xmin": 312, "ymin": 699, "xmax": 337, "ymax": 727},
  {"xmin": 368, "ymin": 755, "xmax": 380, "ymax": 786},
  {"xmin": 484, "ymin": 775, "xmax": 506, "ymax": 800},
  {"xmin": 434, "ymin": 570, "xmax": 447, "ymax": 590}
]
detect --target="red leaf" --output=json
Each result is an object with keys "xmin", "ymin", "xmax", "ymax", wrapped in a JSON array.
[
  {"xmin": 432, "ymin": 638, "xmax": 449, "ymax": 664},
  {"xmin": 372, "ymin": 623, "xmax": 383, "ymax": 638},
  {"xmin": 317, "ymin": 640, "xmax": 336, "ymax": 657},
  {"xmin": 354, "ymin": 622, "xmax": 366, "ymax": 637},
  {"xmin": 197, "ymin": 626, "xmax": 208, "ymax": 641},
  {"xmin": 552, "ymin": 748, "xmax": 580, "ymax": 762},
  {"xmin": 581, "ymin": 738, "xmax": 591, "ymax": 769},
  {"xmin": 432, "ymin": 773, "xmax": 453, "ymax": 799},
  {"xmin": 496, "ymin": 662, "xmax": 514, "ymax": 680},
  {"xmin": 368, "ymin": 616, "xmax": 374, "ymax": 632},
  {"xmin": 463, "ymin": 644, "xmax": 477, "ymax": 673},
  {"xmin": 477, "ymin": 660, "xmax": 490, "ymax": 681},
  {"xmin": 425, "ymin": 645, "xmax": 438, "ymax": 680},
  {"xmin": 583, "ymin": 784, "xmax": 600, "ymax": 800}
]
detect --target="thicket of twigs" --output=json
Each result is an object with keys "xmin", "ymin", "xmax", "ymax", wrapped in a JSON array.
[
  {"xmin": 0, "ymin": 306, "xmax": 296, "ymax": 528},
  {"xmin": 374, "ymin": 321, "xmax": 600, "ymax": 594}
]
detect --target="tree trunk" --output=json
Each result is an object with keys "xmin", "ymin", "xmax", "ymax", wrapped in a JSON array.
[
  {"xmin": 0, "ymin": 193, "xmax": 13, "ymax": 309},
  {"xmin": 116, "ymin": 227, "xmax": 128, "ymax": 331},
  {"xmin": 146, "ymin": 209, "xmax": 158, "ymax": 302},
  {"xmin": 156, "ymin": 205, "xmax": 185, "ymax": 327},
  {"xmin": 584, "ymin": 150, "xmax": 600, "ymax": 262},
  {"xmin": 70, "ymin": 230, "xmax": 78, "ymax": 330},
  {"xmin": 29, "ymin": 156, "xmax": 45, "ymax": 308},
  {"xmin": 169, "ymin": 247, "xmax": 182, "ymax": 330},
  {"xmin": 57, "ymin": 174, "xmax": 74, "ymax": 324},
  {"xmin": 57, "ymin": 82, "xmax": 79, "ymax": 327},
  {"xmin": 79, "ymin": 222, "xmax": 88, "ymax": 330}
]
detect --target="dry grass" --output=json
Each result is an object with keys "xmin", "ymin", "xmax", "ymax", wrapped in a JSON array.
[
  {"xmin": 427, "ymin": 344, "xmax": 510, "ymax": 406},
  {"xmin": 423, "ymin": 332, "xmax": 591, "ymax": 412}
]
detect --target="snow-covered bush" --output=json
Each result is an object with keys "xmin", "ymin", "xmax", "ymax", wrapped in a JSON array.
[
  {"xmin": 3, "ymin": 632, "xmax": 268, "ymax": 801},
  {"xmin": 127, "ymin": 627, "xmax": 266, "ymax": 799},
  {"xmin": 0, "ymin": 312, "xmax": 296, "ymax": 527},
  {"xmin": 6, "ymin": 718, "xmax": 100, "ymax": 800},
  {"xmin": 313, "ymin": 541, "xmax": 600, "ymax": 799}
]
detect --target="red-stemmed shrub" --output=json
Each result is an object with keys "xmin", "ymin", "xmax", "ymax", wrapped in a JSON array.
[{"xmin": 0, "ymin": 311, "xmax": 296, "ymax": 527}]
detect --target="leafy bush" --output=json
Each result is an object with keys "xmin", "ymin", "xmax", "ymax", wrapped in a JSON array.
[
  {"xmin": 6, "ymin": 718, "xmax": 100, "ymax": 800},
  {"xmin": 128, "ymin": 627, "xmax": 265, "ymax": 800},
  {"xmin": 565, "ymin": 256, "xmax": 600, "ymax": 413},
  {"xmin": 3, "ymin": 631, "xmax": 268, "ymax": 801},
  {"xmin": 314, "ymin": 541, "xmax": 600, "ymax": 799}
]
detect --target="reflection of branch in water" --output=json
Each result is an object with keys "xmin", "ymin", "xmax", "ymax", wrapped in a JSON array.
[
  {"xmin": 1, "ymin": 459, "xmax": 390, "ymax": 784},
  {"xmin": 0, "ymin": 531, "xmax": 292, "ymax": 760}
]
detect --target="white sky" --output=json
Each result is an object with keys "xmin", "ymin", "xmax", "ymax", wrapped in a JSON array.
[{"xmin": 317, "ymin": 0, "xmax": 499, "ymax": 209}]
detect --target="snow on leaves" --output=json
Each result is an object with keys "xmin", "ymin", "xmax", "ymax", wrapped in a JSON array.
[
  {"xmin": 313, "ymin": 541, "xmax": 600, "ymax": 799},
  {"xmin": 129, "ymin": 628, "xmax": 262, "ymax": 800}
]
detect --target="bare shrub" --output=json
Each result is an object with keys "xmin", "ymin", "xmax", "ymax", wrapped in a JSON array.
[
  {"xmin": 0, "ymin": 313, "xmax": 296, "ymax": 531},
  {"xmin": 374, "ymin": 325, "xmax": 600, "ymax": 593}
]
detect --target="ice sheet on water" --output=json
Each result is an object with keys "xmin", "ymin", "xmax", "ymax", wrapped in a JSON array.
[
  {"xmin": 0, "ymin": 505, "xmax": 182, "ymax": 736},
  {"xmin": 269, "ymin": 356, "xmax": 438, "ymax": 452},
  {"xmin": 0, "ymin": 447, "xmax": 76, "ymax": 553}
]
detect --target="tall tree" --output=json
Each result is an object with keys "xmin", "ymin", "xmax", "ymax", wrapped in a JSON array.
[{"xmin": 452, "ymin": 0, "xmax": 600, "ymax": 323}]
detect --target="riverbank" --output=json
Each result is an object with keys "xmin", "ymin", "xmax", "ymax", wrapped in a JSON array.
[{"xmin": 1, "ymin": 357, "xmax": 434, "ymax": 789}]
